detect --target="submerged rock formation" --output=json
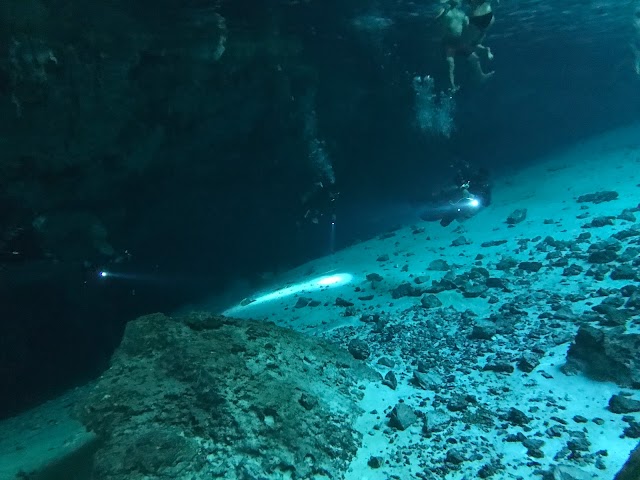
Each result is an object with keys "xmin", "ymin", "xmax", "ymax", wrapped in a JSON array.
[
  {"xmin": 563, "ymin": 325, "xmax": 640, "ymax": 388},
  {"xmin": 76, "ymin": 313, "xmax": 379, "ymax": 479}
]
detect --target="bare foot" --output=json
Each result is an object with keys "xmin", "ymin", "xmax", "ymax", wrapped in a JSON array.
[{"xmin": 481, "ymin": 71, "xmax": 495, "ymax": 82}]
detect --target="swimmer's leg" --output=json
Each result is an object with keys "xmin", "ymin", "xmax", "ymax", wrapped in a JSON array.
[
  {"xmin": 446, "ymin": 54, "xmax": 459, "ymax": 92},
  {"xmin": 468, "ymin": 52, "xmax": 494, "ymax": 82}
]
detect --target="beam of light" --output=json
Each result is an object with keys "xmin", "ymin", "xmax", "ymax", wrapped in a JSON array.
[
  {"xmin": 96, "ymin": 270, "xmax": 166, "ymax": 283},
  {"xmin": 226, "ymin": 272, "xmax": 354, "ymax": 313}
]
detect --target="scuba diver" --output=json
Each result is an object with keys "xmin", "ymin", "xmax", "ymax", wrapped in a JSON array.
[
  {"xmin": 299, "ymin": 181, "xmax": 339, "ymax": 227},
  {"xmin": 419, "ymin": 161, "xmax": 491, "ymax": 227},
  {"xmin": 297, "ymin": 180, "xmax": 340, "ymax": 252}
]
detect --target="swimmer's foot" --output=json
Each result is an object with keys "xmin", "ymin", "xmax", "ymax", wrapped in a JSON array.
[{"xmin": 480, "ymin": 71, "xmax": 495, "ymax": 82}]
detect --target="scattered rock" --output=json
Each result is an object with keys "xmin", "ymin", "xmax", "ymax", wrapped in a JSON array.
[
  {"xmin": 299, "ymin": 393, "xmax": 318, "ymax": 410},
  {"xmin": 483, "ymin": 361, "xmax": 514, "ymax": 374},
  {"xmin": 391, "ymin": 282, "xmax": 423, "ymax": 299},
  {"xmin": 382, "ymin": 371, "xmax": 398, "ymax": 390},
  {"xmin": 563, "ymin": 325, "xmax": 640, "ymax": 388},
  {"xmin": 567, "ymin": 433, "xmax": 591, "ymax": 453},
  {"xmin": 389, "ymin": 403, "xmax": 418, "ymax": 431},
  {"xmin": 460, "ymin": 282, "xmax": 489, "ymax": 298},
  {"xmin": 335, "ymin": 297, "xmax": 354, "ymax": 307},
  {"xmin": 506, "ymin": 407, "xmax": 530, "ymax": 426},
  {"xmin": 469, "ymin": 323, "xmax": 497, "ymax": 340},
  {"xmin": 585, "ymin": 216, "xmax": 615, "ymax": 228},
  {"xmin": 481, "ymin": 239, "xmax": 508, "ymax": 248},
  {"xmin": 577, "ymin": 191, "xmax": 619, "ymax": 204},
  {"xmin": 518, "ymin": 352, "xmax": 541, "ymax": 373},
  {"xmin": 609, "ymin": 394, "xmax": 640, "ymax": 414},
  {"xmin": 420, "ymin": 294, "xmax": 443, "ymax": 309},
  {"xmin": 611, "ymin": 265, "xmax": 638, "ymax": 281},
  {"xmin": 377, "ymin": 357, "xmax": 395, "ymax": 368},
  {"xmin": 506, "ymin": 208, "xmax": 528, "ymax": 225},
  {"xmin": 625, "ymin": 421, "xmax": 640, "ymax": 439},
  {"xmin": 348, "ymin": 339, "xmax": 370, "ymax": 360},
  {"xmin": 295, "ymin": 297, "xmax": 312, "ymax": 308},
  {"xmin": 412, "ymin": 370, "xmax": 443, "ymax": 391},
  {"xmin": 446, "ymin": 396, "xmax": 469, "ymax": 412},
  {"xmin": 588, "ymin": 249, "xmax": 618, "ymax": 264},
  {"xmin": 445, "ymin": 448, "xmax": 465, "ymax": 465},
  {"xmin": 428, "ymin": 259, "xmax": 450, "ymax": 271},
  {"xmin": 519, "ymin": 261, "xmax": 543, "ymax": 273},
  {"xmin": 451, "ymin": 235, "xmax": 471, "ymax": 247},
  {"xmin": 423, "ymin": 410, "xmax": 451, "ymax": 434},
  {"xmin": 478, "ymin": 461, "xmax": 502, "ymax": 478}
]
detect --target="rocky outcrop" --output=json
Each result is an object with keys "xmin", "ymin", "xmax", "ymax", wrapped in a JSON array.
[
  {"xmin": 562, "ymin": 325, "xmax": 640, "ymax": 388},
  {"xmin": 615, "ymin": 442, "xmax": 640, "ymax": 480},
  {"xmin": 76, "ymin": 313, "xmax": 379, "ymax": 480}
]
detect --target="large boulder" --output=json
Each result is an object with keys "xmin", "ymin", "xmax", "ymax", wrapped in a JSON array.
[
  {"xmin": 562, "ymin": 325, "xmax": 640, "ymax": 388},
  {"xmin": 76, "ymin": 313, "xmax": 379, "ymax": 480}
]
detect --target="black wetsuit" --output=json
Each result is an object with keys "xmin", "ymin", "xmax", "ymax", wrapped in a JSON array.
[{"xmin": 420, "ymin": 165, "xmax": 492, "ymax": 227}]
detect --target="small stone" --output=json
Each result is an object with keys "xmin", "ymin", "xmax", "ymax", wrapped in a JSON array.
[
  {"xmin": 335, "ymin": 297, "xmax": 354, "ymax": 307},
  {"xmin": 382, "ymin": 371, "xmax": 398, "ymax": 390},
  {"xmin": 294, "ymin": 297, "xmax": 312, "ymax": 308},
  {"xmin": 624, "ymin": 420, "xmax": 640, "ymax": 438},
  {"xmin": 567, "ymin": 436, "xmax": 591, "ymax": 453},
  {"xmin": 506, "ymin": 208, "xmax": 527, "ymax": 224},
  {"xmin": 451, "ymin": 236, "xmax": 471, "ymax": 247},
  {"xmin": 420, "ymin": 294, "xmax": 443, "ymax": 309},
  {"xmin": 445, "ymin": 448, "xmax": 465, "ymax": 465},
  {"xmin": 506, "ymin": 407, "xmax": 530, "ymax": 426},
  {"xmin": 427, "ymin": 259, "xmax": 450, "ymax": 271},
  {"xmin": 298, "ymin": 393, "xmax": 318, "ymax": 411},
  {"xmin": 519, "ymin": 261, "xmax": 543, "ymax": 273},
  {"xmin": 483, "ymin": 362, "xmax": 514, "ymax": 374},
  {"xmin": 377, "ymin": 357, "xmax": 395, "ymax": 368},
  {"xmin": 412, "ymin": 370, "xmax": 443, "ymax": 391},
  {"xmin": 469, "ymin": 323, "xmax": 497, "ymax": 340},
  {"xmin": 348, "ymin": 339, "xmax": 370, "ymax": 360},
  {"xmin": 518, "ymin": 353, "xmax": 540, "ymax": 373},
  {"xmin": 446, "ymin": 396, "xmax": 468, "ymax": 412},
  {"xmin": 576, "ymin": 191, "xmax": 618, "ymax": 204},
  {"xmin": 389, "ymin": 403, "xmax": 418, "ymax": 431}
]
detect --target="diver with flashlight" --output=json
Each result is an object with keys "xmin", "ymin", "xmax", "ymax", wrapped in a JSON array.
[
  {"xmin": 419, "ymin": 162, "xmax": 491, "ymax": 227},
  {"xmin": 440, "ymin": 179, "xmax": 484, "ymax": 226},
  {"xmin": 298, "ymin": 180, "xmax": 340, "ymax": 253}
]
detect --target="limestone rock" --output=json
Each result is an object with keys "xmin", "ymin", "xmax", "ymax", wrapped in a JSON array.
[{"xmin": 76, "ymin": 313, "xmax": 378, "ymax": 480}]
